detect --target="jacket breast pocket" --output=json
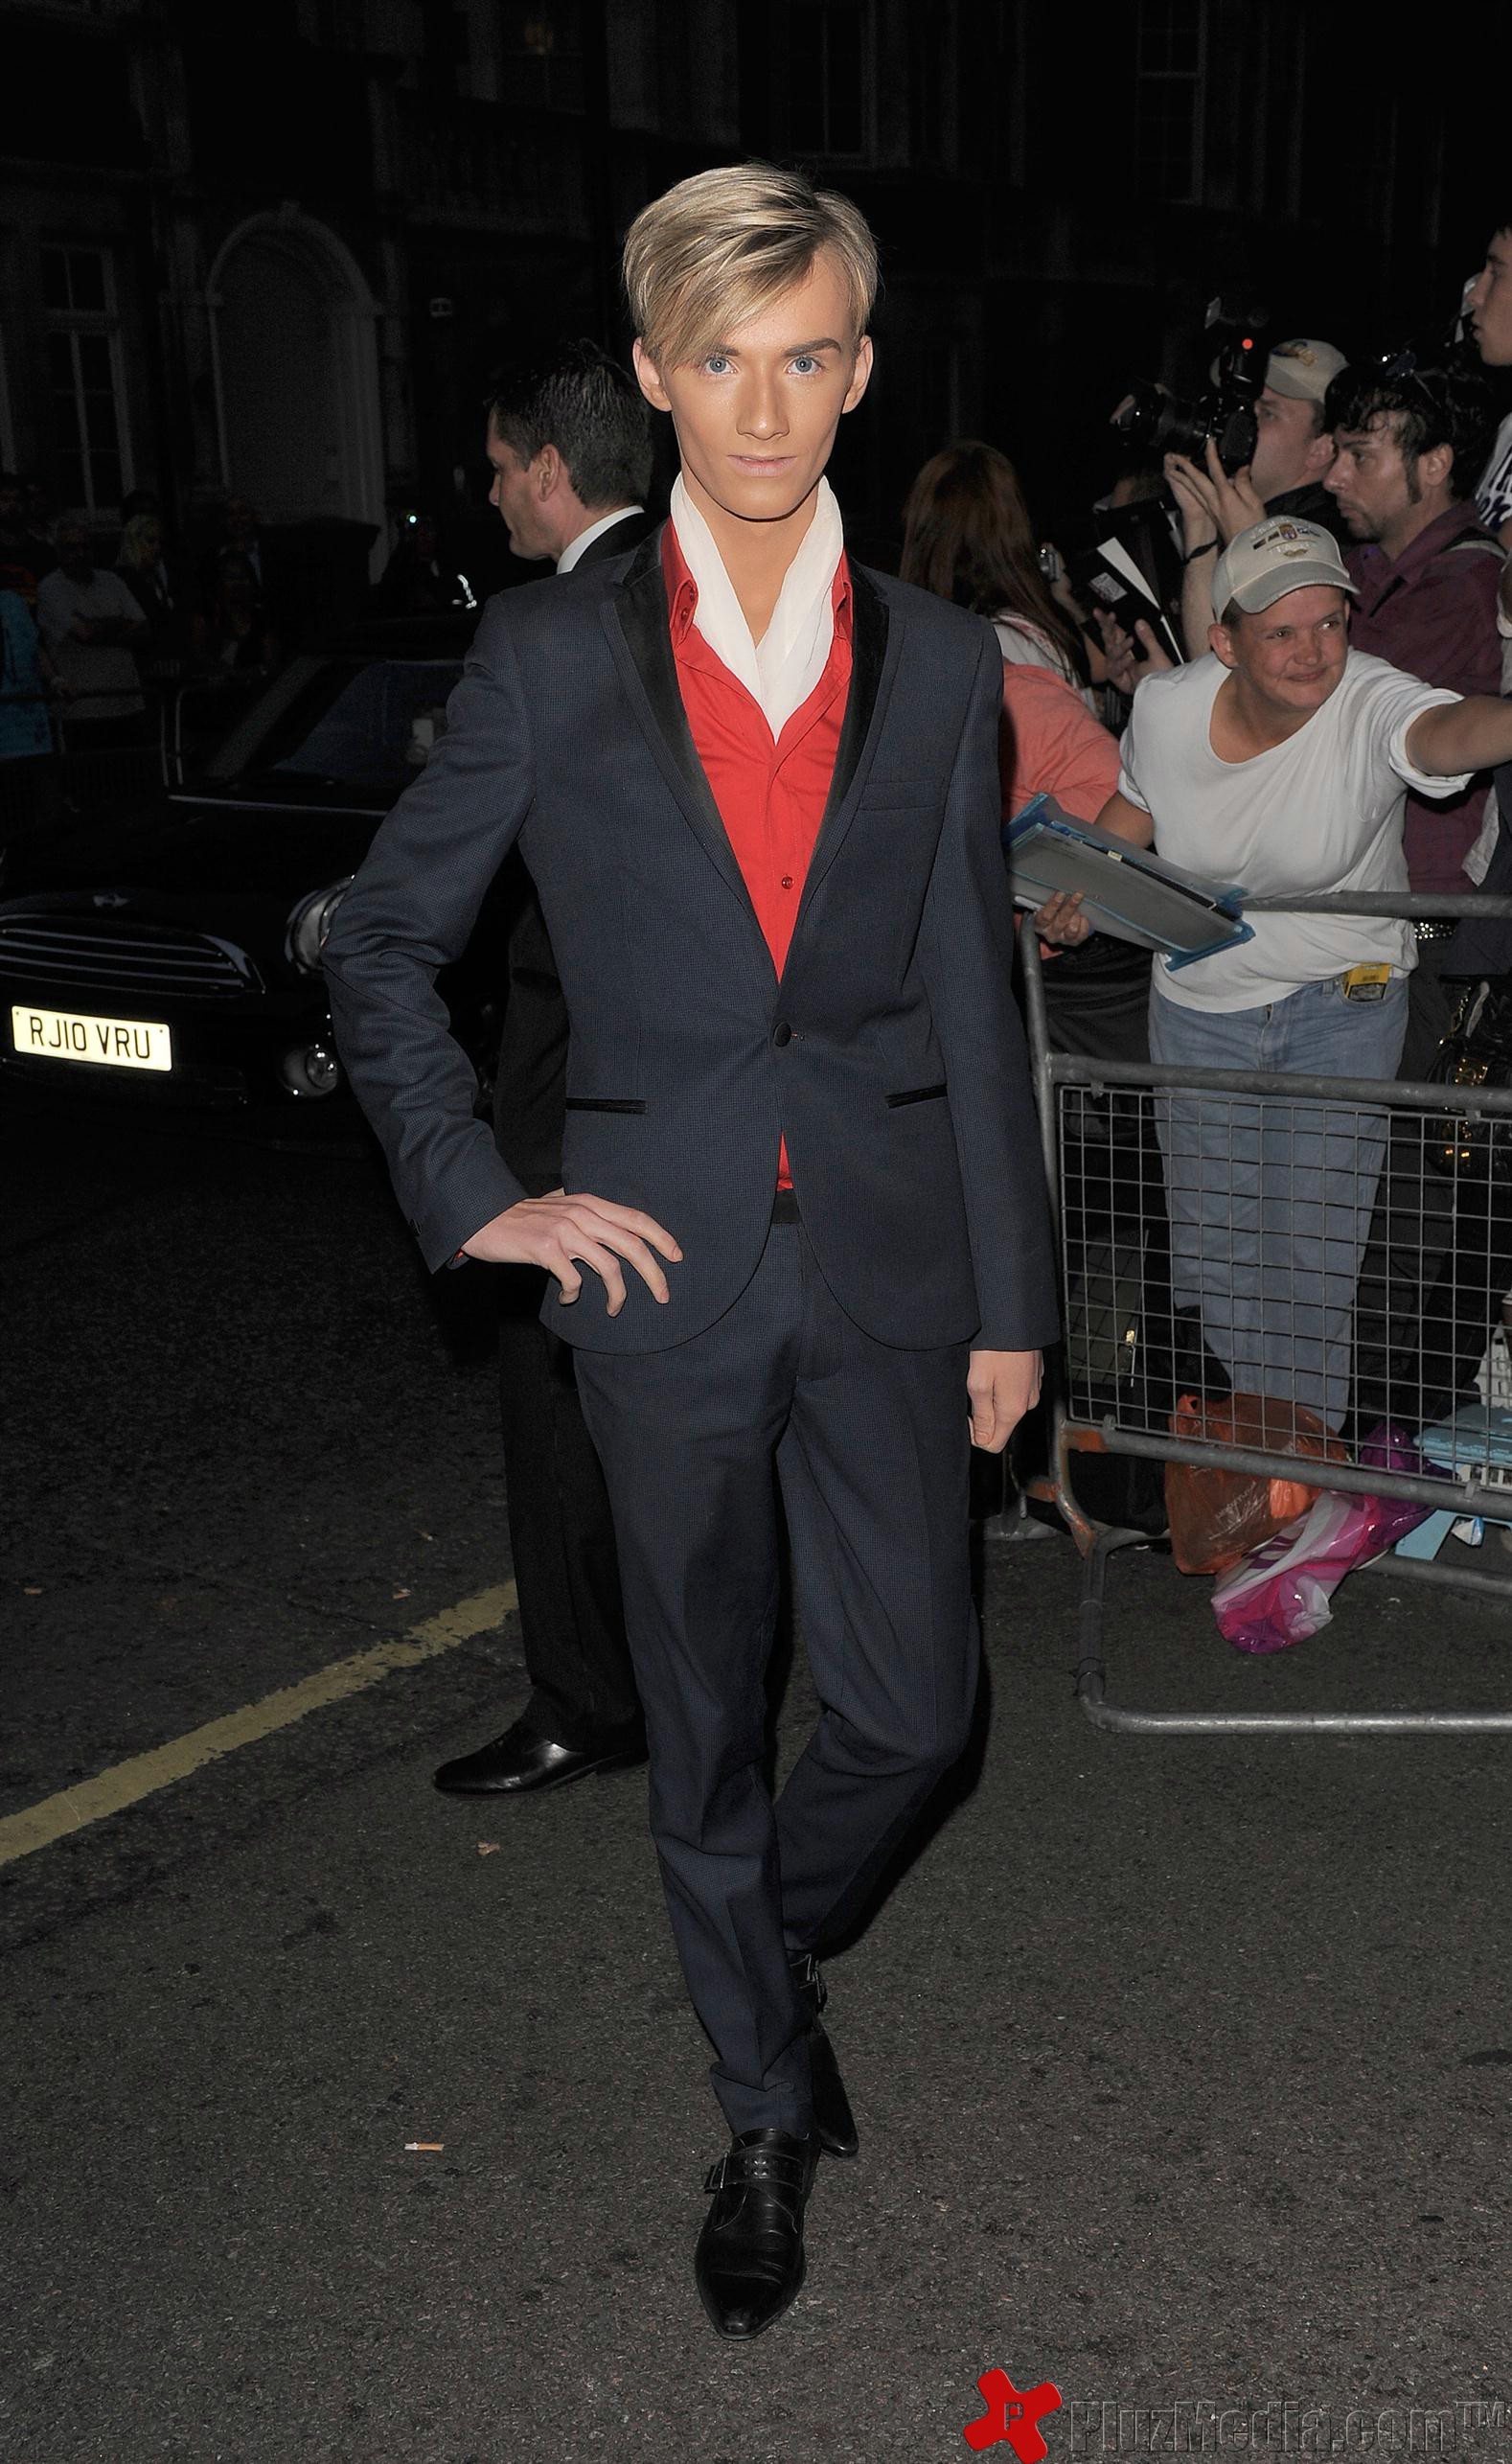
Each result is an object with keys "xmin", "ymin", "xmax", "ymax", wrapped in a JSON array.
[
  {"xmin": 886, "ymin": 1082, "xmax": 948, "ymax": 1109},
  {"xmin": 563, "ymin": 1097, "xmax": 647, "ymax": 1116}
]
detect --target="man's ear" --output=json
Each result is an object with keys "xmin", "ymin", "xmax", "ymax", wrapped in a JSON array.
[
  {"xmin": 1418, "ymin": 440, "xmax": 1455, "ymax": 495},
  {"xmin": 632, "ymin": 339, "xmax": 673, "ymax": 414},
  {"xmin": 535, "ymin": 444, "xmax": 562, "ymax": 499},
  {"xmin": 1209, "ymin": 618, "xmax": 1240, "ymax": 671},
  {"xmin": 1302, "ymin": 425, "xmax": 1338, "ymax": 482},
  {"xmin": 841, "ymin": 334, "xmax": 874, "ymax": 415}
]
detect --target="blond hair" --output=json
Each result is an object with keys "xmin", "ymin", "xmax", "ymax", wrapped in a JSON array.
[{"xmin": 623, "ymin": 161, "xmax": 878, "ymax": 370}]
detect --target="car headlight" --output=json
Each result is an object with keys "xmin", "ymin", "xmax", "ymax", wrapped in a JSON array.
[{"xmin": 286, "ymin": 877, "xmax": 354, "ymax": 973}]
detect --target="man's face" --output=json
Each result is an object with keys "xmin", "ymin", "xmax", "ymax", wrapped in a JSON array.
[
  {"xmin": 486, "ymin": 420, "xmax": 554, "ymax": 562},
  {"xmin": 1212, "ymin": 584, "xmax": 1350, "ymax": 717},
  {"xmin": 57, "ymin": 524, "xmax": 92, "ymax": 576},
  {"xmin": 632, "ymin": 251, "xmax": 872, "ymax": 531},
  {"xmin": 225, "ymin": 497, "xmax": 256, "ymax": 542},
  {"xmin": 1249, "ymin": 385, "xmax": 1332, "ymax": 501},
  {"xmin": 1467, "ymin": 228, "xmax": 1512, "ymax": 367},
  {"xmin": 1324, "ymin": 412, "xmax": 1434, "ymax": 542}
]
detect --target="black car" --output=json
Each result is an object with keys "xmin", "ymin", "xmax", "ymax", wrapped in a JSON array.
[{"xmin": 0, "ymin": 618, "xmax": 504, "ymax": 1134}]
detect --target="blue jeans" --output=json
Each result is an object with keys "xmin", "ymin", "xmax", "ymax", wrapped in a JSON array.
[{"xmin": 1148, "ymin": 975, "xmax": 1409, "ymax": 1430}]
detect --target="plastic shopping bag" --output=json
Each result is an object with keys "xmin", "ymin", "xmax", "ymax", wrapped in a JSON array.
[
  {"xmin": 1210, "ymin": 1424, "xmax": 1434, "ymax": 1654},
  {"xmin": 1164, "ymin": 1393, "xmax": 1348, "ymax": 1576}
]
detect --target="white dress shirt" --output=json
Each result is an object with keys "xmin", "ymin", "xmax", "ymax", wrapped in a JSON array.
[
  {"xmin": 668, "ymin": 473, "xmax": 845, "ymax": 740},
  {"xmin": 556, "ymin": 506, "xmax": 644, "ymax": 574}
]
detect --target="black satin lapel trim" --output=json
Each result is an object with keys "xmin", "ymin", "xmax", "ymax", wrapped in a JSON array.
[
  {"xmin": 792, "ymin": 564, "xmax": 895, "ymax": 931},
  {"xmin": 600, "ymin": 535, "xmax": 754, "ymax": 916},
  {"xmin": 825, "ymin": 562, "xmax": 889, "ymax": 821}
]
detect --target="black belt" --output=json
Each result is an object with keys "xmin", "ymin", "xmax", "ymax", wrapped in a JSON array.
[
  {"xmin": 770, "ymin": 1187, "xmax": 802, "ymax": 1227},
  {"xmin": 1414, "ymin": 920, "xmax": 1458, "ymax": 943}
]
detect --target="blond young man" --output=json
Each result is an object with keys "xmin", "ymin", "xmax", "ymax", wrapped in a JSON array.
[{"xmin": 325, "ymin": 163, "xmax": 1056, "ymax": 2340}]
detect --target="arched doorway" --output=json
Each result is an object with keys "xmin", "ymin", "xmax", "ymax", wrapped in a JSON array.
[{"xmin": 209, "ymin": 212, "xmax": 385, "ymax": 552}]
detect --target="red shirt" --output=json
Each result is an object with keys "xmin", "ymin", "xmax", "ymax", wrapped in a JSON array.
[{"xmin": 663, "ymin": 522, "xmax": 853, "ymax": 1187}]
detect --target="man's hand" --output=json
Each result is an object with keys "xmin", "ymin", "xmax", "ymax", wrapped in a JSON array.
[
  {"xmin": 1033, "ymin": 888, "xmax": 1091, "ymax": 948},
  {"xmin": 1094, "ymin": 609, "xmax": 1173, "ymax": 696},
  {"xmin": 1164, "ymin": 441, "xmax": 1265, "ymax": 547},
  {"xmin": 462, "ymin": 1189, "xmax": 682, "ymax": 1315},
  {"xmin": 968, "ymin": 1349, "xmax": 1042, "ymax": 1453}
]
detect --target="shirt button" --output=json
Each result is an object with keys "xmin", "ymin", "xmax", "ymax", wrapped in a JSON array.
[
  {"xmin": 772, "ymin": 1021, "xmax": 793, "ymax": 1048},
  {"xmin": 781, "ymin": 874, "xmax": 793, "ymax": 889}
]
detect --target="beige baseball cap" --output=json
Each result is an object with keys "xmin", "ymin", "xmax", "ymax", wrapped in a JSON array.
[
  {"xmin": 1265, "ymin": 335, "xmax": 1348, "ymax": 404},
  {"xmin": 1211, "ymin": 517, "xmax": 1358, "ymax": 616}
]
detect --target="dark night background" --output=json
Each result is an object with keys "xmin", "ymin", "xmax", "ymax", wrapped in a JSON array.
[
  {"xmin": 5, "ymin": 0, "xmax": 1512, "ymax": 599},
  {"xmin": 9, "ymin": 11, "xmax": 1512, "ymax": 2459}
]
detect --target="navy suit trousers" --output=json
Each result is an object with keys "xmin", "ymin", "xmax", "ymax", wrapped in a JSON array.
[{"xmin": 572, "ymin": 1216, "xmax": 979, "ymax": 2138}]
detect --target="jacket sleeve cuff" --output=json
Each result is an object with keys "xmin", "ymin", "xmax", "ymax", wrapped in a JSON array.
[{"xmin": 410, "ymin": 1146, "xmax": 531, "ymax": 1274}]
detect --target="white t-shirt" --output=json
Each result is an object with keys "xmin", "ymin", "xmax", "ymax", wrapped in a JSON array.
[
  {"xmin": 1118, "ymin": 650, "xmax": 1470, "ymax": 1012},
  {"xmin": 1477, "ymin": 408, "xmax": 1512, "ymax": 540}
]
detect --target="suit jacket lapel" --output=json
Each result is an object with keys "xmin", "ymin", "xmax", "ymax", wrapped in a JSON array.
[
  {"xmin": 602, "ymin": 535, "xmax": 899, "ymax": 955},
  {"xmin": 790, "ymin": 560, "xmax": 895, "ymax": 935},
  {"xmin": 600, "ymin": 529, "xmax": 759, "ymax": 922}
]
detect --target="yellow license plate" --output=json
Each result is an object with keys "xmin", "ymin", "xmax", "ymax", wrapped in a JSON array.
[{"xmin": 11, "ymin": 1004, "xmax": 172, "ymax": 1072}]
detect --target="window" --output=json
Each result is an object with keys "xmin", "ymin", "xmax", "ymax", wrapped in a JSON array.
[
  {"xmin": 1135, "ymin": 0, "xmax": 1205, "ymax": 204},
  {"xmin": 496, "ymin": 3, "xmax": 584, "ymax": 111},
  {"xmin": 787, "ymin": 0, "xmax": 870, "ymax": 160},
  {"xmin": 41, "ymin": 244, "xmax": 132, "ymax": 517}
]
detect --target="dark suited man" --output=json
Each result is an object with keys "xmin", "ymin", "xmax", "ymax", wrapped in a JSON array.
[
  {"xmin": 325, "ymin": 163, "xmax": 1056, "ymax": 2341},
  {"xmin": 434, "ymin": 344, "xmax": 655, "ymax": 1800}
]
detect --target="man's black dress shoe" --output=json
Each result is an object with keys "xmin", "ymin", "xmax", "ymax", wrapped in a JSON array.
[
  {"xmin": 695, "ymin": 2129, "xmax": 816, "ymax": 2339},
  {"xmin": 790, "ymin": 1949, "xmax": 859, "ymax": 2159},
  {"xmin": 432, "ymin": 1714, "xmax": 646, "ymax": 1796}
]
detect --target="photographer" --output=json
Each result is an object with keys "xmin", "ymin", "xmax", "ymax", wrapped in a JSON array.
[{"xmin": 1167, "ymin": 335, "xmax": 1348, "ymax": 661}]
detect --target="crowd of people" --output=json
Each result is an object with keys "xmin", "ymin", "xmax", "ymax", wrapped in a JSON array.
[
  {"xmin": 0, "ymin": 479, "xmax": 478, "ymax": 840},
  {"xmin": 0, "ymin": 479, "xmax": 292, "ymax": 834},
  {"xmin": 901, "ymin": 242, "xmax": 1512, "ymax": 1452}
]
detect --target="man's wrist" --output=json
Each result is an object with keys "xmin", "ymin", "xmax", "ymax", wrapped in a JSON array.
[{"xmin": 1181, "ymin": 538, "xmax": 1218, "ymax": 565}]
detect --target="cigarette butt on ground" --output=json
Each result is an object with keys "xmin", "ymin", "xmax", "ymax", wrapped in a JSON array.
[
  {"xmin": 404, "ymin": 2141, "xmax": 444, "ymax": 2153},
  {"xmin": 476, "ymin": 1841, "xmax": 500, "ymax": 1855}
]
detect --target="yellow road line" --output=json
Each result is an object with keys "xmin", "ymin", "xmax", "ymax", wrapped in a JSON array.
[{"xmin": 0, "ymin": 1580, "xmax": 517, "ymax": 1871}]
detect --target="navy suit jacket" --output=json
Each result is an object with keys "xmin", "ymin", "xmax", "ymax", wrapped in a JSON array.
[
  {"xmin": 324, "ymin": 527, "xmax": 1059, "ymax": 1357},
  {"xmin": 491, "ymin": 510, "xmax": 658, "ymax": 1195}
]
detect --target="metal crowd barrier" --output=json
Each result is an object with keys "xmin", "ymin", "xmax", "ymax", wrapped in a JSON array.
[{"xmin": 1019, "ymin": 891, "xmax": 1512, "ymax": 1736}]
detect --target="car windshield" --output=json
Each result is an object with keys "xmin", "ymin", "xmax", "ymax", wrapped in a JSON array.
[{"xmin": 203, "ymin": 656, "xmax": 465, "ymax": 799}]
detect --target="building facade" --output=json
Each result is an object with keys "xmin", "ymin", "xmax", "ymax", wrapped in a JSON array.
[{"xmin": 1, "ymin": 0, "xmax": 1505, "ymax": 606}]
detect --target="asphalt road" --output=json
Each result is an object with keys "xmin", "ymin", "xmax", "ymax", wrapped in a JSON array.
[{"xmin": 4, "ymin": 1096, "xmax": 1512, "ymax": 2464}]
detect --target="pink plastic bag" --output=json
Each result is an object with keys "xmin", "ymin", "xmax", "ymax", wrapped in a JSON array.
[{"xmin": 1210, "ymin": 1425, "xmax": 1433, "ymax": 1655}]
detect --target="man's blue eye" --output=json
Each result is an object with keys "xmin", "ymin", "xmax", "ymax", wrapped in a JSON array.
[{"xmin": 790, "ymin": 356, "xmax": 818, "ymax": 375}]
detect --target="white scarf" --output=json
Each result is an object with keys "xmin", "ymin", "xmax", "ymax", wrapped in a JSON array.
[{"xmin": 668, "ymin": 472, "xmax": 844, "ymax": 740}]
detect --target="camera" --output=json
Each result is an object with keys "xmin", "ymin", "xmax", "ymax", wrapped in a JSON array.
[{"xmin": 1111, "ymin": 296, "xmax": 1269, "ymax": 476}]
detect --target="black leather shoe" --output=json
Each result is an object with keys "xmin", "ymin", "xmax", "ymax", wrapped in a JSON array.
[
  {"xmin": 789, "ymin": 1949, "xmax": 859, "ymax": 2159},
  {"xmin": 432, "ymin": 1715, "xmax": 646, "ymax": 1796},
  {"xmin": 695, "ymin": 2129, "xmax": 816, "ymax": 2339}
]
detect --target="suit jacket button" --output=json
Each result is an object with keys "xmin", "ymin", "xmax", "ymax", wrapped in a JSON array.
[{"xmin": 772, "ymin": 1021, "xmax": 793, "ymax": 1048}]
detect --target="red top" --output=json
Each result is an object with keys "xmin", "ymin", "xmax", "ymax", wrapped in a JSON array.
[{"xmin": 663, "ymin": 522, "xmax": 853, "ymax": 1188}]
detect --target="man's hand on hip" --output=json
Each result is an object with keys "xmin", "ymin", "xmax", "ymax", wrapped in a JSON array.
[
  {"xmin": 967, "ymin": 1349, "xmax": 1043, "ymax": 1453},
  {"xmin": 462, "ymin": 1190, "xmax": 682, "ymax": 1315}
]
